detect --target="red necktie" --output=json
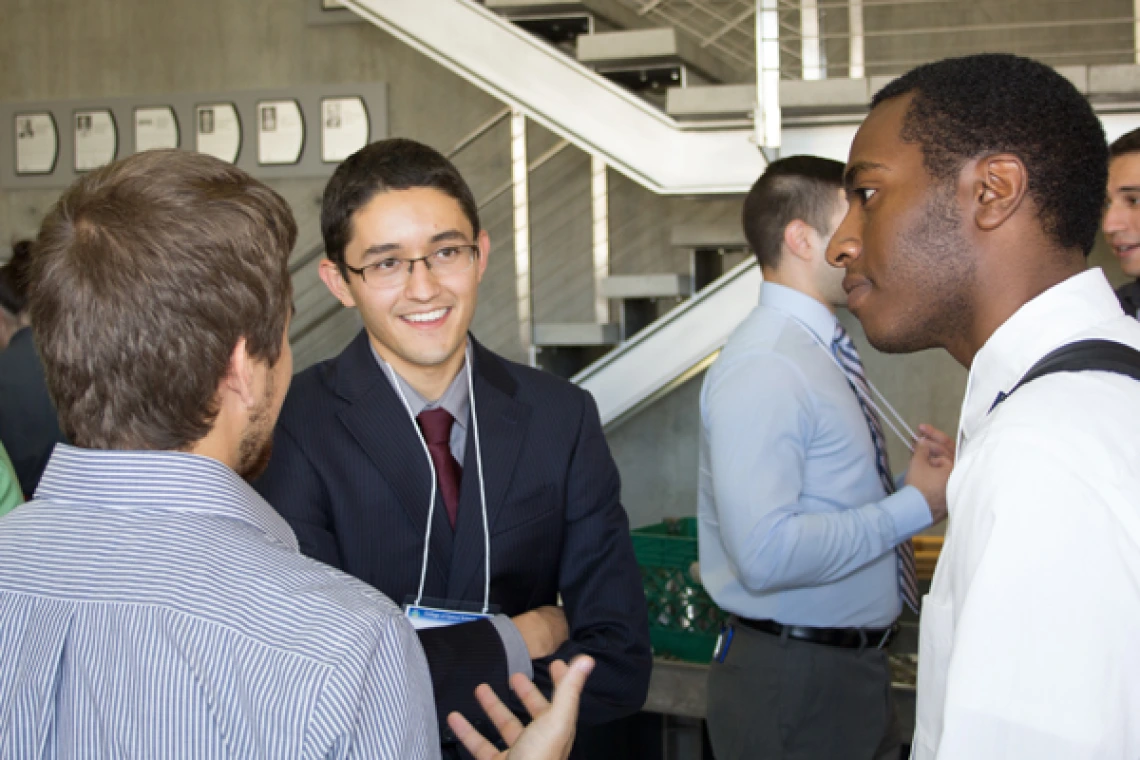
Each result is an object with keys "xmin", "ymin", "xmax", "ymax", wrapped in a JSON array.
[{"xmin": 417, "ymin": 408, "xmax": 462, "ymax": 529}]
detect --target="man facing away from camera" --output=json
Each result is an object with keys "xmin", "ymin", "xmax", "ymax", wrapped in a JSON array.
[{"xmin": 0, "ymin": 149, "xmax": 592, "ymax": 760}]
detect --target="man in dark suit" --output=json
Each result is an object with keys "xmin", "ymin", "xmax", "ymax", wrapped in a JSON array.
[
  {"xmin": 0, "ymin": 241, "xmax": 66, "ymax": 497},
  {"xmin": 255, "ymin": 138, "xmax": 651, "ymax": 757}
]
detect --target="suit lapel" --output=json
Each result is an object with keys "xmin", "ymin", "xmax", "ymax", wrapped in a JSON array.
[
  {"xmin": 334, "ymin": 332, "xmax": 452, "ymax": 589},
  {"xmin": 447, "ymin": 341, "xmax": 531, "ymax": 602}
]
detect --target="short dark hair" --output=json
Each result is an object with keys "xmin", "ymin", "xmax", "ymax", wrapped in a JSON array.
[
  {"xmin": 0, "ymin": 240, "xmax": 32, "ymax": 317},
  {"xmin": 872, "ymin": 53, "xmax": 1107, "ymax": 256},
  {"xmin": 1110, "ymin": 127, "xmax": 1140, "ymax": 159},
  {"xmin": 30, "ymin": 150, "xmax": 296, "ymax": 451},
  {"xmin": 321, "ymin": 138, "xmax": 480, "ymax": 272},
  {"xmin": 742, "ymin": 155, "xmax": 845, "ymax": 269}
]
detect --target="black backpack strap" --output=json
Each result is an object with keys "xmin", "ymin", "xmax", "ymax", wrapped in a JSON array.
[{"xmin": 989, "ymin": 339, "xmax": 1140, "ymax": 412}]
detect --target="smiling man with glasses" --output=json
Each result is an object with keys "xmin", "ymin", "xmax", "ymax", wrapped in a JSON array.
[{"xmin": 255, "ymin": 138, "xmax": 651, "ymax": 760}]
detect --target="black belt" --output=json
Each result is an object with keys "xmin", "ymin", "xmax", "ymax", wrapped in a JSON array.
[{"xmin": 735, "ymin": 617, "xmax": 897, "ymax": 650}]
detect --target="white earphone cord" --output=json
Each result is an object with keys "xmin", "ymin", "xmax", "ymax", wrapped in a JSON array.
[
  {"xmin": 792, "ymin": 316, "xmax": 918, "ymax": 453},
  {"xmin": 391, "ymin": 347, "xmax": 491, "ymax": 615},
  {"xmin": 389, "ymin": 374, "xmax": 439, "ymax": 608},
  {"xmin": 464, "ymin": 345, "xmax": 492, "ymax": 615}
]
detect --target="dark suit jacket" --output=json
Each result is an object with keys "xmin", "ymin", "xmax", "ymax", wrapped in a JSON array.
[
  {"xmin": 255, "ymin": 331, "xmax": 651, "ymax": 747},
  {"xmin": 0, "ymin": 328, "xmax": 65, "ymax": 497},
  {"xmin": 1118, "ymin": 279, "xmax": 1140, "ymax": 319}
]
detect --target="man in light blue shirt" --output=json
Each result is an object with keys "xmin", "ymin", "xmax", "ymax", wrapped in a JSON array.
[{"xmin": 698, "ymin": 155, "xmax": 953, "ymax": 760}]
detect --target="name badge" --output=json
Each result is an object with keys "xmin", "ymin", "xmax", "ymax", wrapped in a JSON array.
[{"xmin": 404, "ymin": 604, "xmax": 493, "ymax": 630}]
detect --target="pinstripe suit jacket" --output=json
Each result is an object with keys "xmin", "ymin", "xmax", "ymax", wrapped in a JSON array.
[{"xmin": 256, "ymin": 332, "xmax": 651, "ymax": 748}]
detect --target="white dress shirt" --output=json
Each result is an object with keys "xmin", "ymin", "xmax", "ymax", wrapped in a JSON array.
[{"xmin": 913, "ymin": 268, "xmax": 1140, "ymax": 759}]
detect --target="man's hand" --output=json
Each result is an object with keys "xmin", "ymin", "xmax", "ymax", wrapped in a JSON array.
[
  {"xmin": 512, "ymin": 606, "xmax": 568, "ymax": 660},
  {"xmin": 905, "ymin": 425, "xmax": 954, "ymax": 524},
  {"xmin": 915, "ymin": 423, "xmax": 956, "ymax": 462},
  {"xmin": 447, "ymin": 656, "xmax": 595, "ymax": 760}
]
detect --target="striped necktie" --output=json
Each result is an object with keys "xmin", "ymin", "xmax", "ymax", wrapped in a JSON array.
[{"xmin": 832, "ymin": 323, "xmax": 921, "ymax": 613}]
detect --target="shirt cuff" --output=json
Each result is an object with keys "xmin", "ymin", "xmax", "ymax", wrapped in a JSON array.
[
  {"xmin": 490, "ymin": 614, "xmax": 534, "ymax": 680},
  {"xmin": 894, "ymin": 470, "xmax": 908, "ymax": 492},
  {"xmin": 883, "ymin": 484, "xmax": 934, "ymax": 544}
]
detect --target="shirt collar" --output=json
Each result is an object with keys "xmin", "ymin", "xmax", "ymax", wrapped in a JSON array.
[
  {"xmin": 1119, "ymin": 279, "xmax": 1140, "ymax": 315},
  {"xmin": 959, "ymin": 268, "xmax": 1124, "ymax": 443},
  {"xmin": 370, "ymin": 339, "xmax": 471, "ymax": 428},
  {"xmin": 758, "ymin": 281, "xmax": 839, "ymax": 344},
  {"xmin": 34, "ymin": 444, "xmax": 299, "ymax": 551}
]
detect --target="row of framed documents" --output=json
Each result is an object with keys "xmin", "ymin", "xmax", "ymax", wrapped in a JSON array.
[{"xmin": 2, "ymin": 84, "xmax": 387, "ymax": 188}]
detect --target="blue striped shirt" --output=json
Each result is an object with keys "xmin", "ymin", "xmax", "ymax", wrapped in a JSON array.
[{"xmin": 0, "ymin": 445, "xmax": 439, "ymax": 759}]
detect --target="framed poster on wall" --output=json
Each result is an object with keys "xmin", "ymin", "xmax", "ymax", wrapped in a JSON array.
[
  {"xmin": 74, "ymin": 109, "xmax": 117, "ymax": 171},
  {"xmin": 321, "ymin": 96, "xmax": 369, "ymax": 162},
  {"xmin": 195, "ymin": 102, "xmax": 241, "ymax": 163},
  {"xmin": 14, "ymin": 112, "xmax": 58, "ymax": 175},
  {"xmin": 257, "ymin": 99, "xmax": 304, "ymax": 165},
  {"xmin": 135, "ymin": 106, "xmax": 180, "ymax": 152}
]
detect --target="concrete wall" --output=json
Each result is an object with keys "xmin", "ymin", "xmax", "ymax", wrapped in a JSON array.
[
  {"xmin": 608, "ymin": 371, "xmax": 705, "ymax": 529},
  {"xmin": 0, "ymin": 0, "xmax": 512, "ymax": 368},
  {"xmin": 528, "ymin": 124, "xmax": 595, "ymax": 327}
]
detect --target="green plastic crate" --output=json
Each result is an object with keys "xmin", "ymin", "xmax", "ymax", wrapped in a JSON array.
[{"xmin": 631, "ymin": 517, "xmax": 727, "ymax": 663}]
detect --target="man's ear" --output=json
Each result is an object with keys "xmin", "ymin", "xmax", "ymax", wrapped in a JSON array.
[
  {"xmin": 782, "ymin": 219, "xmax": 815, "ymax": 263},
  {"xmin": 222, "ymin": 337, "xmax": 258, "ymax": 409},
  {"xmin": 970, "ymin": 154, "xmax": 1028, "ymax": 232},
  {"xmin": 475, "ymin": 229, "xmax": 491, "ymax": 282},
  {"xmin": 319, "ymin": 259, "xmax": 358, "ymax": 309}
]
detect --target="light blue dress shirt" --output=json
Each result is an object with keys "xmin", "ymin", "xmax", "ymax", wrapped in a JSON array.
[
  {"xmin": 698, "ymin": 282, "xmax": 932, "ymax": 628},
  {"xmin": 0, "ymin": 445, "xmax": 438, "ymax": 759}
]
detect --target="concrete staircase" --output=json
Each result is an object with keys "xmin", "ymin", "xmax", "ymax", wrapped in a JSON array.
[{"xmin": 331, "ymin": 0, "xmax": 1140, "ymax": 421}]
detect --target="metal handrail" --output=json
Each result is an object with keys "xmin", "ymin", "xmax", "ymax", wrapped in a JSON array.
[
  {"xmin": 477, "ymin": 139, "xmax": 571, "ymax": 210},
  {"xmin": 777, "ymin": 15, "xmax": 1135, "ymax": 43},
  {"xmin": 447, "ymin": 107, "xmax": 512, "ymax": 159},
  {"xmin": 617, "ymin": 0, "xmax": 1138, "ymax": 83},
  {"xmin": 806, "ymin": 45, "xmax": 1140, "ymax": 76}
]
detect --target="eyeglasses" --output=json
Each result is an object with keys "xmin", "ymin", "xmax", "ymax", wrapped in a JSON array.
[{"xmin": 343, "ymin": 244, "xmax": 479, "ymax": 289}]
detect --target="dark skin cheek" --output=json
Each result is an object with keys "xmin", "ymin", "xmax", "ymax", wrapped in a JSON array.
[
  {"xmin": 851, "ymin": 192, "xmax": 967, "ymax": 355},
  {"xmin": 885, "ymin": 197, "xmax": 974, "ymax": 355}
]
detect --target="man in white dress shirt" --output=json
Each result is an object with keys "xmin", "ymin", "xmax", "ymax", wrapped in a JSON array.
[{"xmin": 828, "ymin": 53, "xmax": 1140, "ymax": 759}]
